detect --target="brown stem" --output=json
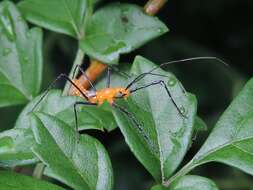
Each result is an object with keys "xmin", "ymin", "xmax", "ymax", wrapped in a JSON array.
[
  {"xmin": 69, "ymin": 0, "xmax": 167, "ymax": 94},
  {"xmin": 144, "ymin": 0, "xmax": 167, "ymax": 16},
  {"xmin": 72, "ymin": 59, "xmax": 107, "ymax": 91}
]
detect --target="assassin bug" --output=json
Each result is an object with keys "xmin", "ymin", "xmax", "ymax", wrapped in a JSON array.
[{"xmin": 32, "ymin": 57, "xmax": 227, "ymax": 135}]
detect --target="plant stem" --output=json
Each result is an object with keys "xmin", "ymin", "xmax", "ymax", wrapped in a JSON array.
[
  {"xmin": 33, "ymin": 163, "xmax": 45, "ymax": 179},
  {"xmin": 144, "ymin": 0, "xmax": 167, "ymax": 15},
  {"xmin": 63, "ymin": 48, "xmax": 85, "ymax": 95},
  {"xmin": 73, "ymin": 59, "xmax": 107, "ymax": 90},
  {"xmin": 163, "ymin": 161, "xmax": 196, "ymax": 187}
]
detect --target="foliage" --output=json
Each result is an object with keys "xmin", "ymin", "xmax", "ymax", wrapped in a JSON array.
[
  {"xmin": 0, "ymin": 171, "xmax": 65, "ymax": 190},
  {"xmin": 0, "ymin": 0, "xmax": 42, "ymax": 107},
  {"xmin": 0, "ymin": 0, "xmax": 252, "ymax": 190}
]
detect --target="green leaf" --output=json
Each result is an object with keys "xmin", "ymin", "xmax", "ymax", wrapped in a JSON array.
[
  {"xmin": 18, "ymin": 0, "xmax": 88, "ymax": 38},
  {"xmin": 169, "ymin": 77, "xmax": 253, "ymax": 183},
  {"xmin": 0, "ymin": 171, "xmax": 65, "ymax": 190},
  {"xmin": 151, "ymin": 185, "xmax": 168, "ymax": 190},
  {"xmin": 112, "ymin": 56, "xmax": 197, "ymax": 182},
  {"xmin": 31, "ymin": 112, "xmax": 113, "ymax": 190},
  {"xmin": 191, "ymin": 77, "xmax": 253, "ymax": 174},
  {"xmin": 5, "ymin": 90, "xmax": 116, "ymax": 167},
  {"xmin": 194, "ymin": 116, "xmax": 208, "ymax": 132},
  {"xmin": 0, "ymin": 128, "xmax": 37, "ymax": 167},
  {"xmin": 15, "ymin": 89, "xmax": 83, "ymax": 129},
  {"xmin": 15, "ymin": 89, "xmax": 116, "ymax": 131},
  {"xmin": 151, "ymin": 175, "xmax": 218, "ymax": 190},
  {"xmin": 80, "ymin": 3, "xmax": 168, "ymax": 65},
  {"xmin": 0, "ymin": 1, "xmax": 43, "ymax": 107},
  {"xmin": 77, "ymin": 102, "xmax": 117, "ymax": 132}
]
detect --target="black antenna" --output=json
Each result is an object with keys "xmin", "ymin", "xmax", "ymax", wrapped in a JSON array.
[{"xmin": 126, "ymin": 57, "xmax": 228, "ymax": 90}]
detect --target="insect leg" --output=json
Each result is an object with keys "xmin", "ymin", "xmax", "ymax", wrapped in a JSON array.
[
  {"xmin": 72, "ymin": 65, "xmax": 96, "ymax": 91},
  {"xmin": 31, "ymin": 74, "xmax": 89, "ymax": 112},
  {"xmin": 113, "ymin": 103, "xmax": 157, "ymax": 153},
  {"xmin": 108, "ymin": 65, "xmax": 131, "ymax": 78},
  {"xmin": 130, "ymin": 80, "xmax": 187, "ymax": 118},
  {"xmin": 71, "ymin": 64, "xmax": 80, "ymax": 80},
  {"xmin": 74, "ymin": 101, "xmax": 97, "ymax": 140},
  {"xmin": 106, "ymin": 67, "xmax": 111, "ymax": 88},
  {"xmin": 113, "ymin": 103, "xmax": 140, "ymax": 130}
]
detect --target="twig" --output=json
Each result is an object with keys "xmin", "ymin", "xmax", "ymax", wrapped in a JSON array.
[
  {"xmin": 144, "ymin": 0, "xmax": 167, "ymax": 15},
  {"xmin": 63, "ymin": 48, "xmax": 85, "ymax": 95},
  {"xmin": 33, "ymin": 163, "xmax": 45, "ymax": 179}
]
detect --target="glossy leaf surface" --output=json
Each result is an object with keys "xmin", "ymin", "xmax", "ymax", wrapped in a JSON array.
[
  {"xmin": 80, "ymin": 3, "xmax": 168, "ymax": 64},
  {"xmin": 112, "ymin": 56, "xmax": 197, "ymax": 182},
  {"xmin": 0, "ymin": 171, "xmax": 65, "ymax": 190},
  {"xmin": 0, "ymin": 1, "xmax": 42, "ymax": 107},
  {"xmin": 188, "ymin": 77, "xmax": 253, "ymax": 175},
  {"xmin": 0, "ymin": 128, "xmax": 37, "ymax": 167},
  {"xmin": 15, "ymin": 89, "xmax": 116, "ymax": 131},
  {"xmin": 19, "ymin": 0, "xmax": 88, "ymax": 38},
  {"xmin": 31, "ymin": 112, "xmax": 113, "ymax": 190},
  {"xmin": 151, "ymin": 175, "xmax": 218, "ymax": 190}
]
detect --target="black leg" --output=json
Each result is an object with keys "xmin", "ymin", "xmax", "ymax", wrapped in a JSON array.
[
  {"xmin": 107, "ymin": 67, "xmax": 111, "ymax": 88},
  {"xmin": 31, "ymin": 74, "xmax": 89, "ymax": 112},
  {"xmin": 130, "ymin": 80, "xmax": 187, "ymax": 118},
  {"xmin": 71, "ymin": 64, "xmax": 80, "ymax": 80},
  {"xmin": 113, "ymin": 103, "xmax": 141, "ymax": 131},
  {"xmin": 74, "ymin": 101, "xmax": 97, "ymax": 140},
  {"xmin": 72, "ymin": 64, "xmax": 96, "ymax": 91},
  {"xmin": 108, "ymin": 65, "xmax": 131, "ymax": 78},
  {"xmin": 113, "ymin": 103, "xmax": 156, "ymax": 152}
]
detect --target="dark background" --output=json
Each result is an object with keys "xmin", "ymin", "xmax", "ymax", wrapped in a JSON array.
[{"xmin": 1, "ymin": 0, "xmax": 252, "ymax": 189}]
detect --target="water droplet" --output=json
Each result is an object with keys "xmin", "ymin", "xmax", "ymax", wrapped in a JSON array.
[
  {"xmin": 23, "ymin": 56, "xmax": 29, "ymax": 63},
  {"xmin": 179, "ymin": 106, "xmax": 186, "ymax": 115},
  {"xmin": 26, "ymin": 32, "xmax": 31, "ymax": 38},
  {"xmin": 122, "ymin": 7, "xmax": 129, "ymax": 15},
  {"xmin": 157, "ymin": 28, "xmax": 163, "ymax": 33},
  {"xmin": 3, "ymin": 48, "xmax": 11, "ymax": 56},
  {"xmin": 168, "ymin": 77, "xmax": 177, "ymax": 86},
  {"xmin": 0, "ymin": 13, "xmax": 15, "ymax": 41},
  {"xmin": 18, "ymin": 16, "xmax": 23, "ymax": 22}
]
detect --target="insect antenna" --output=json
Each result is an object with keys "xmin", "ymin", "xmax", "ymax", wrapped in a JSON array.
[
  {"xmin": 126, "ymin": 56, "xmax": 228, "ymax": 90},
  {"xmin": 30, "ymin": 74, "xmax": 89, "ymax": 113}
]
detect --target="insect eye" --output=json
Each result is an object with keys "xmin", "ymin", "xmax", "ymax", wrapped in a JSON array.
[{"xmin": 115, "ymin": 91, "xmax": 124, "ymax": 98}]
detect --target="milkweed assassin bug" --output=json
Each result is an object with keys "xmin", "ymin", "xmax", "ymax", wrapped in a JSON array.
[{"xmin": 31, "ymin": 57, "xmax": 227, "ymax": 140}]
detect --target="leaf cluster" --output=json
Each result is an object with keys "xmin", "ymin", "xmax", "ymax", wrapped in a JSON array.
[{"xmin": 0, "ymin": 1, "xmax": 252, "ymax": 190}]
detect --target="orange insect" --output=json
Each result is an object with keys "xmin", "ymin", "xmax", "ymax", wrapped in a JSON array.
[
  {"xmin": 71, "ymin": 79, "xmax": 130, "ymax": 105},
  {"xmin": 33, "ymin": 57, "xmax": 226, "ymax": 133}
]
